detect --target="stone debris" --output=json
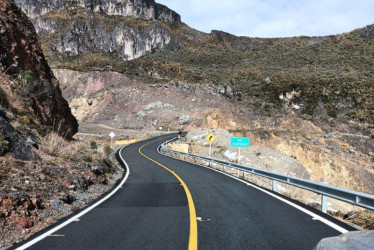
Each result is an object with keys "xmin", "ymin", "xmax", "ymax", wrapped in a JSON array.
[
  {"xmin": 136, "ymin": 111, "xmax": 147, "ymax": 118},
  {"xmin": 144, "ymin": 102, "xmax": 175, "ymax": 111},
  {"xmin": 179, "ymin": 115, "xmax": 192, "ymax": 125}
]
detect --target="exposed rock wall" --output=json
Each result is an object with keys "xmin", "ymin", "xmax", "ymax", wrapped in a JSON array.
[
  {"xmin": 14, "ymin": 0, "xmax": 178, "ymax": 60},
  {"xmin": 42, "ymin": 15, "xmax": 171, "ymax": 60},
  {"xmin": 15, "ymin": 0, "xmax": 181, "ymax": 22},
  {"xmin": 0, "ymin": 0, "xmax": 78, "ymax": 138}
]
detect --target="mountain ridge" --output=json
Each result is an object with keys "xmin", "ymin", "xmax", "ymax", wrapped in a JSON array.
[{"xmin": 17, "ymin": 0, "xmax": 181, "ymax": 22}]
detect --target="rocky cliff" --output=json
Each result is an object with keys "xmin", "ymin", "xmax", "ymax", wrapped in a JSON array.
[
  {"xmin": 0, "ymin": 0, "xmax": 78, "ymax": 139},
  {"xmin": 14, "ymin": 0, "xmax": 180, "ymax": 60},
  {"xmin": 17, "ymin": 0, "xmax": 181, "ymax": 22}
]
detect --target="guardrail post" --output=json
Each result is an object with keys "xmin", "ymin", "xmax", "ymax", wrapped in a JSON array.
[
  {"xmin": 321, "ymin": 182, "xmax": 328, "ymax": 213},
  {"xmin": 244, "ymin": 171, "xmax": 246, "ymax": 180},
  {"xmin": 272, "ymin": 180, "xmax": 277, "ymax": 192},
  {"xmin": 321, "ymin": 195, "xmax": 327, "ymax": 213},
  {"xmin": 224, "ymin": 165, "xmax": 226, "ymax": 172}
]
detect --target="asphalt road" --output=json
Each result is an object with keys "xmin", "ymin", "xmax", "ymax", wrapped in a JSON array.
[{"xmin": 21, "ymin": 134, "xmax": 354, "ymax": 250}]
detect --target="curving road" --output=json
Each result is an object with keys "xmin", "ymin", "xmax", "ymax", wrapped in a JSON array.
[{"xmin": 18, "ymin": 134, "xmax": 354, "ymax": 250}]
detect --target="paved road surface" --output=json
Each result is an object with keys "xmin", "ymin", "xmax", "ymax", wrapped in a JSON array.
[{"xmin": 19, "ymin": 134, "xmax": 354, "ymax": 250}]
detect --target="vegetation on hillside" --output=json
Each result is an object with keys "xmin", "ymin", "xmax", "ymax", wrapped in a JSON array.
[{"xmin": 38, "ymin": 8, "xmax": 374, "ymax": 123}]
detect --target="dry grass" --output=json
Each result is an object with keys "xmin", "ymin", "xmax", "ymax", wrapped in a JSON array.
[
  {"xmin": 347, "ymin": 210, "xmax": 374, "ymax": 230},
  {"xmin": 0, "ymin": 83, "xmax": 10, "ymax": 109},
  {"xmin": 0, "ymin": 74, "xmax": 27, "ymax": 112},
  {"xmin": 39, "ymin": 132, "xmax": 67, "ymax": 157},
  {"xmin": 40, "ymin": 133, "xmax": 108, "ymax": 162},
  {"xmin": 0, "ymin": 76, "xmax": 15, "ymax": 110}
]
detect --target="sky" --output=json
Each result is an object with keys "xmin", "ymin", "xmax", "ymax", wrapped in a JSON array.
[{"xmin": 156, "ymin": 0, "xmax": 374, "ymax": 38}]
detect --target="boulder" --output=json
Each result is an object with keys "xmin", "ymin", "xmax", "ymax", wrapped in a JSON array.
[
  {"xmin": 16, "ymin": 219, "xmax": 33, "ymax": 229},
  {"xmin": 313, "ymin": 101, "xmax": 328, "ymax": 121},
  {"xmin": 179, "ymin": 115, "xmax": 191, "ymax": 125},
  {"xmin": 216, "ymin": 86, "xmax": 241, "ymax": 99},
  {"xmin": 60, "ymin": 194, "xmax": 76, "ymax": 205},
  {"xmin": 263, "ymin": 76, "xmax": 271, "ymax": 84},
  {"xmin": 313, "ymin": 231, "xmax": 374, "ymax": 250},
  {"xmin": 0, "ymin": 116, "xmax": 39, "ymax": 161}
]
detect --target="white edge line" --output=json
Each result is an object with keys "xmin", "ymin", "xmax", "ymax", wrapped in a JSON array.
[
  {"xmin": 157, "ymin": 141, "xmax": 349, "ymax": 234},
  {"xmin": 16, "ymin": 146, "xmax": 131, "ymax": 250}
]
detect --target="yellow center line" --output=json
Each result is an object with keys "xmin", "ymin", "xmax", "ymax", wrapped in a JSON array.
[{"xmin": 139, "ymin": 140, "xmax": 198, "ymax": 250}]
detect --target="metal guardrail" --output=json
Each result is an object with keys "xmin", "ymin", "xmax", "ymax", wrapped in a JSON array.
[{"xmin": 158, "ymin": 139, "xmax": 374, "ymax": 213}]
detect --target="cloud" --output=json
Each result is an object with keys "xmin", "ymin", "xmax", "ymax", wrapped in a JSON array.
[{"xmin": 157, "ymin": 0, "xmax": 374, "ymax": 37}]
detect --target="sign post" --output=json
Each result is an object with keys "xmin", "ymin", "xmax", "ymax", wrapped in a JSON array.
[
  {"xmin": 239, "ymin": 147, "xmax": 241, "ymax": 165},
  {"xmin": 205, "ymin": 133, "xmax": 216, "ymax": 160},
  {"xmin": 109, "ymin": 132, "xmax": 115, "ymax": 149},
  {"xmin": 230, "ymin": 137, "xmax": 250, "ymax": 164}
]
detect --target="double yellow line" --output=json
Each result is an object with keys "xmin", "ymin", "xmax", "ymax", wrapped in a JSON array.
[{"xmin": 139, "ymin": 141, "xmax": 198, "ymax": 250}]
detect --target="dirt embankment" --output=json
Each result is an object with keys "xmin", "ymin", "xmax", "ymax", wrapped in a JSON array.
[{"xmin": 54, "ymin": 68, "xmax": 248, "ymax": 132}]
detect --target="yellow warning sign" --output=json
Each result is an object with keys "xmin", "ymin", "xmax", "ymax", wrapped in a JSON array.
[{"xmin": 205, "ymin": 133, "xmax": 216, "ymax": 143}]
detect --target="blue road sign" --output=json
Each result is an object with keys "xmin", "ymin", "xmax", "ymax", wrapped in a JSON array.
[{"xmin": 231, "ymin": 137, "xmax": 250, "ymax": 148}]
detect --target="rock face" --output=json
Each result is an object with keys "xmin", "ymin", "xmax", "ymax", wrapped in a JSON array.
[
  {"xmin": 14, "ymin": 0, "xmax": 180, "ymax": 60},
  {"xmin": 0, "ymin": 114, "xmax": 39, "ymax": 160},
  {"xmin": 0, "ymin": 0, "xmax": 78, "ymax": 138},
  {"xmin": 50, "ymin": 16, "xmax": 171, "ymax": 60},
  {"xmin": 16, "ymin": 0, "xmax": 181, "ymax": 22}
]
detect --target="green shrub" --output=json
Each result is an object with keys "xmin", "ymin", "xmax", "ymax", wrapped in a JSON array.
[
  {"xmin": 20, "ymin": 70, "xmax": 34, "ymax": 86},
  {"xmin": 90, "ymin": 139, "xmax": 97, "ymax": 149},
  {"xmin": 104, "ymin": 145, "xmax": 113, "ymax": 156}
]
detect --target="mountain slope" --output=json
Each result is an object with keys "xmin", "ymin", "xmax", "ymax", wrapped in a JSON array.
[
  {"xmin": 14, "ymin": 0, "xmax": 374, "ymax": 124},
  {"xmin": 15, "ymin": 0, "xmax": 181, "ymax": 60}
]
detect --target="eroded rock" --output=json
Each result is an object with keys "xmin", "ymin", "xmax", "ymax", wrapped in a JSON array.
[
  {"xmin": 0, "ymin": 116, "xmax": 39, "ymax": 161},
  {"xmin": 179, "ymin": 115, "xmax": 191, "ymax": 125},
  {"xmin": 0, "ymin": 0, "xmax": 78, "ymax": 138}
]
